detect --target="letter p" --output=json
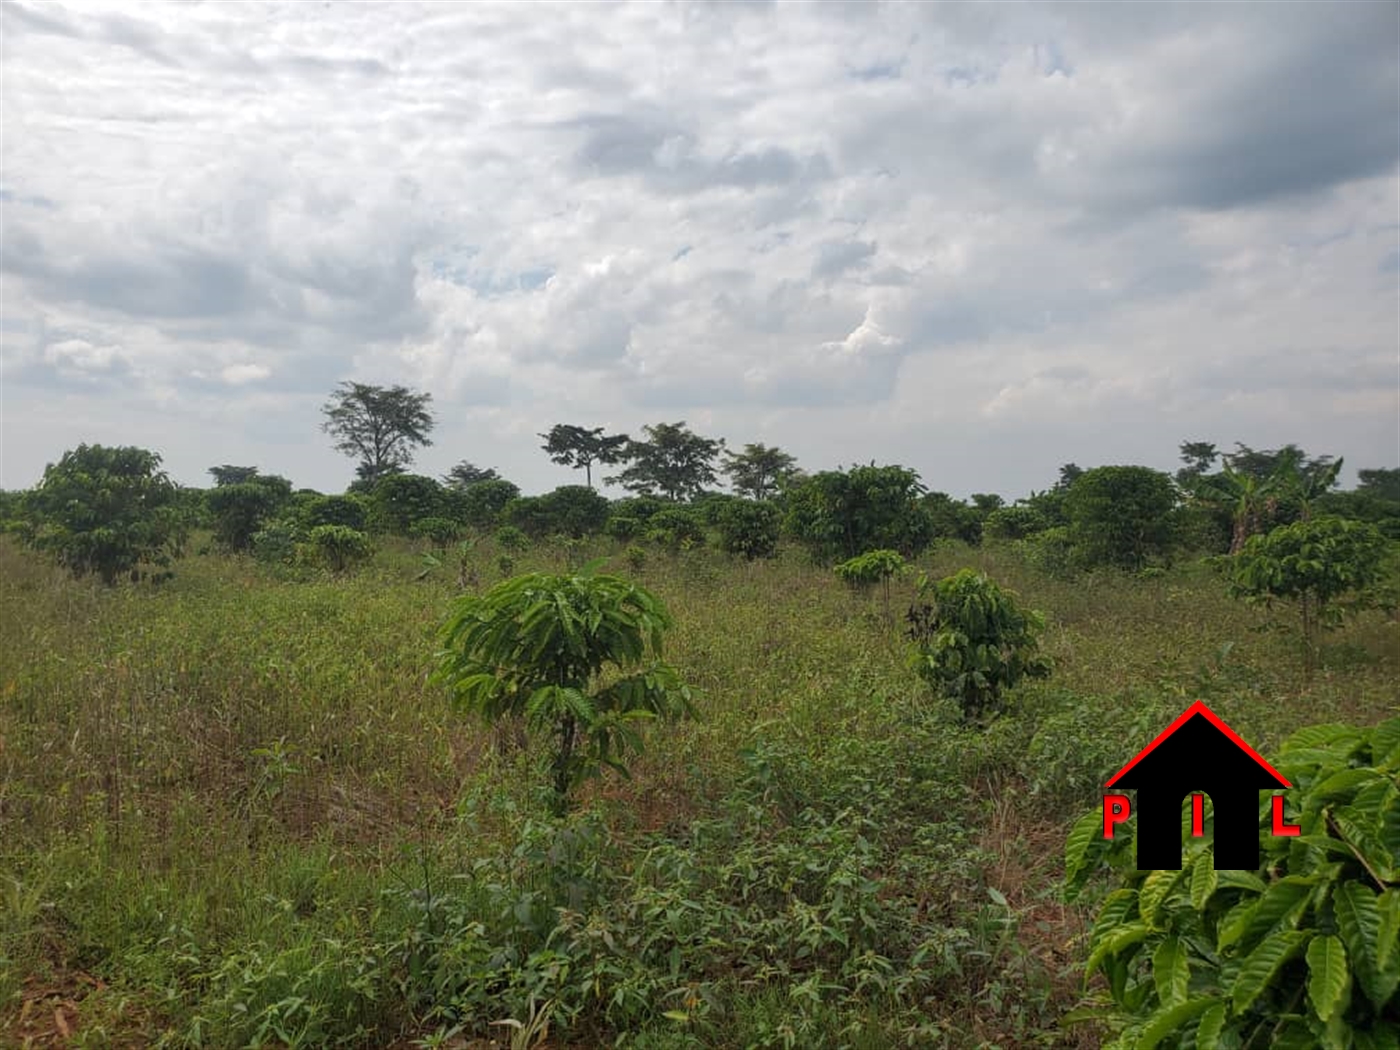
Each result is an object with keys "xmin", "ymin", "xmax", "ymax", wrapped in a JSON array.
[{"xmin": 1103, "ymin": 794, "xmax": 1131, "ymax": 839}]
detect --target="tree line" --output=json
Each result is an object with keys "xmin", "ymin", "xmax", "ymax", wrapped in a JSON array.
[{"xmin": 1, "ymin": 380, "xmax": 1397, "ymax": 586}]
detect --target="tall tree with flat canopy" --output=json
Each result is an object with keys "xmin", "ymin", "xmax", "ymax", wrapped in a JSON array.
[
  {"xmin": 722, "ymin": 443, "xmax": 798, "ymax": 500},
  {"xmin": 608, "ymin": 422, "xmax": 724, "ymax": 502},
  {"xmin": 321, "ymin": 382, "xmax": 435, "ymax": 486},
  {"xmin": 540, "ymin": 424, "xmax": 630, "ymax": 488}
]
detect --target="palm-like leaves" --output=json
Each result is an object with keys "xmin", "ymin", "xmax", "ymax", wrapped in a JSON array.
[{"xmin": 434, "ymin": 570, "xmax": 693, "ymax": 808}]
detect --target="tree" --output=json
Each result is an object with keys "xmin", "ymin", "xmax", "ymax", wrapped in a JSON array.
[
  {"xmin": 1056, "ymin": 463, "xmax": 1085, "ymax": 490},
  {"xmin": 450, "ymin": 478, "xmax": 520, "ymax": 529},
  {"xmin": 607, "ymin": 422, "xmax": 724, "ymax": 502},
  {"xmin": 970, "ymin": 493, "xmax": 1005, "ymax": 514},
  {"xmin": 923, "ymin": 491, "xmax": 983, "ymax": 545},
  {"xmin": 540, "ymin": 424, "xmax": 630, "ymax": 489},
  {"xmin": 504, "ymin": 486, "xmax": 610, "ymax": 539},
  {"xmin": 208, "ymin": 464, "xmax": 261, "ymax": 487},
  {"xmin": 785, "ymin": 464, "xmax": 932, "ymax": 562},
  {"xmin": 1357, "ymin": 468, "xmax": 1400, "ymax": 503},
  {"xmin": 369, "ymin": 474, "xmax": 445, "ymax": 535},
  {"xmin": 321, "ymin": 381, "xmax": 435, "ymax": 485},
  {"xmin": 307, "ymin": 525, "xmax": 374, "ymax": 574},
  {"xmin": 1064, "ymin": 465, "xmax": 1177, "ymax": 570},
  {"xmin": 207, "ymin": 481, "xmax": 288, "ymax": 551},
  {"xmin": 1175, "ymin": 441, "xmax": 1219, "ymax": 486},
  {"xmin": 21, "ymin": 444, "xmax": 186, "ymax": 585},
  {"xmin": 442, "ymin": 461, "xmax": 501, "ymax": 489},
  {"xmin": 722, "ymin": 443, "xmax": 799, "ymax": 500},
  {"xmin": 1229, "ymin": 516, "xmax": 1388, "ymax": 677},
  {"xmin": 905, "ymin": 570, "xmax": 1051, "ymax": 722},
  {"xmin": 299, "ymin": 494, "xmax": 369, "ymax": 532},
  {"xmin": 714, "ymin": 498, "xmax": 782, "ymax": 560},
  {"xmin": 834, "ymin": 549, "xmax": 906, "ymax": 624},
  {"xmin": 433, "ymin": 569, "xmax": 694, "ymax": 811}
]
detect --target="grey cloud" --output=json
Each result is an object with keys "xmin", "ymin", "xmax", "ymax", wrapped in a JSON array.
[{"xmin": 812, "ymin": 239, "xmax": 876, "ymax": 280}]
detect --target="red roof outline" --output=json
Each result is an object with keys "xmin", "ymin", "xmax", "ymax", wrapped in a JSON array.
[{"xmin": 1105, "ymin": 700, "xmax": 1291, "ymax": 789}]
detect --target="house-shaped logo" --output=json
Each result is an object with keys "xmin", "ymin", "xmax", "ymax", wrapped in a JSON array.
[{"xmin": 1102, "ymin": 701, "xmax": 1298, "ymax": 870}]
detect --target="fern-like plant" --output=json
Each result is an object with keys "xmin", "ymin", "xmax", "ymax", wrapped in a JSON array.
[
  {"xmin": 1064, "ymin": 716, "xmax": 1400, "ymax": 1049},
  {"xmin": 433, "ymin": 567, "xmax": 694, "ymax": 812}
]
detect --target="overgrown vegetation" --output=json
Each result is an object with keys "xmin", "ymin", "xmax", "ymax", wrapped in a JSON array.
[{"xmin": 1065, "ymin": 718, "xmax": 1400, "ymax": 1049}]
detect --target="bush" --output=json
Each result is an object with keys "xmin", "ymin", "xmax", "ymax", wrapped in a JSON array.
[
  {"xmin": 207, "ymin": 481, "xmax": 288, "ymax": 552},
  {"xmin": 504, "ymin": 486, "xmax": 609, "ymax": 539},
  {"xmin": 307, "ymin": 525, "xmax": 373, "ymax": 573},
  {"xmin": 494, "ymin": 524, "xmax": 530, "ymax": 552},
  {"xmin": 1015, "ymin": 525, "xmax": 1084, "ymax": 578},
  {"xmin": 299, "ymin": 495, "xmax": 369, "ymax": 532},
  {"xmin": 1065, "ymin": 717, "xmax": 1400, "ymax": 1049},
  {"xmin": 983, "ymin": 506, "xmax": 1049, "ymax": 542},
  {"xmin": 1066, "ymin": 465, "xmax": 1177, "ymax": 571},
  {"xmin": 1229, "ymin": 516, "xmax": 1390, "ymax": 676},
  {"xmin": 604, "ymin": 515, "xmax": 642, "ymax": 541},
  {"xmin": 410, "ymin": 516, "xmax": 463, "ymax": 548},
  {"xmin": 644, "ymin": 507, "xmax": 706, "ymax": 551},
  {"xmin": 786, "ymin": 465, "xmax": 933, "ymax": 562},
  {"xmin": 906, "ymin": 570, "xmax": 1051, "ymax": 721},
  {"xmin": 250, "ymin": 522, "xmax": 303, "ymax": 567},
  {"xmin": 20, "ymin": 443, "xmax": 186, "ymax": 584},
  {"xmin": 447, "ymin": 478, "xmax": 520, "ymax": 529},
  {"xmin": 369, "ymin": 474, "xmax": 445, "ymax": 535},
  {"xmin": 715, "ymin": 498, "xmax": 781, "ymax": 560}
]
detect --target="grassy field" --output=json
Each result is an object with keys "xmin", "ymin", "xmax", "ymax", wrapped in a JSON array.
[{"xmin": 1, "ymin": 535, "xmax": 1395, "ymax": 1048}]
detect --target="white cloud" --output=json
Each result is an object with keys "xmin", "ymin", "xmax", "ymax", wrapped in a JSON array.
[{"xmin": 1, "ymin": 0, "xmax": 1396, "ymax": 495}]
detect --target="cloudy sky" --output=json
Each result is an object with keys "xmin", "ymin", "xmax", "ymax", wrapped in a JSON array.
[{"xmin": 2, "ymin": 0, "xmax": 1397, "ymax": 497}]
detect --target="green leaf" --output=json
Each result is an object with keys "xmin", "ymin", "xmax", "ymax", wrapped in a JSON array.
[
  {"xmin": 1139, "ymin": 868, "xmax": 1184, "ymax": 927},
  {"xmin": 1232, "ymin": 929, "xmax": 1309, "ymax": 1013},
  {"xmin": 1194, "ymin": 1001, "xmax": 1232, "ymax": 1049},
  {"xmin": 1305, "ymin": 933, "xmax": 1350, "ymax": 1023},
  {"xmin": 1336, "ymin": 880, "xmax": 1392, "ymax": 1008},
  {"xmin": 1137, "ymin": 996, "xmax": 1216, "ymax": 1050},
  {"xmin": 1086, "ymin": 921, "xmax": 1151, "ymax": 979},
  {"xmin": 1153, "ymin": 936, "xmax": 1190, "ymax": 1005},
  {"xmin": 1065, "ymin": 808, "xmax": 1103, "ymax": 896},
  {"xmin": 1191, "ymin": 848, "xmax": 1218, "ymax": 911}
]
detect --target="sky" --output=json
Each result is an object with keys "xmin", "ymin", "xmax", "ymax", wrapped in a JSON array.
[{"xmin": 2, "ymin": 0, "xmax": 1397, "ymax": 498}]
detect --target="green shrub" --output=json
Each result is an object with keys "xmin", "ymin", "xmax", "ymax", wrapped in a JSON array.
[
  {"xmin": 434, "ymin": 570, "xmax": 694, "ymax": 810},
  {"xmin": 983, "ymin": 506, "xmax": 1050, "ymax": 541},
  {"xmin": 307, "ymin": 525, "xmax": 373, "ymax": 573},
  {"xmin": 495, "ymin": 524, "xmax": 530, "ymax": 552},
  {"xmin": 369, "ymin": 474, "xmax": 445, "ymax": 535},
  {"xmin": 251, "ymin": 522, "xmax": 303, "ymax": 567},
  {"xmin": 410, "ymin": 516, "xmax": 463, "ymax": 549},
  {"xmin": 1229, "ymin": 516, "xmax": 1390, "ymax": 677},
  {"xmin": 299, "ymin": 494, "xmax": 369, "ymax": 532},
  {"xmin": 715, "ymin": 498, "xmax": 781, "ymax": 560},
  {"xmin": 1066, "ymin": 465, "xmax": 1177, "ymax": 571},
  {"xmin": 644, "ymin": 507, "xmax": 705, "ymax": 551},
  {"xmin": 20, "ymin": 443, "xmax": 187, "ymax": 584},
  {"xmin": 906, "ymin": 570, "xmax": 1051, "ymax": 721},
  {"xmin": 785, "ymin": 465, "xmax": 933, "ymax": 562},
  {"xmin": 1065, "ymin": 717, "xmax": 1400, "ymax": 1049},
  {"xmin": 1015, "ymin": 525, "xmax": 1083, "ymax": 578}
]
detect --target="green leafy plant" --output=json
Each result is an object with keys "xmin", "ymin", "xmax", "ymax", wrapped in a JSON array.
[
  {"xmin": 834, "ymin": 549, "xmax": 906, "ymax": 624},
  {"xmin": 1064, "ymin": 716, "xmax": 1400, "ymax": 1050},
  {"xmin": 20, "ymin": 443, "xmax": 187, "ymax": 584},
  {"xmin": 307, "ymin": 525, "xmax": 373, "ymax": 574},
  {"xmin": 433, "ymin": 569, "xmax": 695, "ymax": 812},
  {"xmin": 715, "ymin": 498, "xmax": 782, "ymax": 561},
  {"xmin": 495, "ymin": 524, "xmax": 531, "ymax": 553},
  {"xmin": 1229, "ymin": 516, "xmax": 1389, "ymax": 677},
  {"xmin": 905, "ymin": 570, "xmax": 1051, "ymax": 721},
  {"xmin": 410, "ymin": 516, "xmax": 463, "ymax": 550}
]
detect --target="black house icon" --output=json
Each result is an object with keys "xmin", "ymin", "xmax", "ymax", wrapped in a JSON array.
[{"xmin": 1106, "ymin": 701, "xmax": 1291, "ymax": 870}]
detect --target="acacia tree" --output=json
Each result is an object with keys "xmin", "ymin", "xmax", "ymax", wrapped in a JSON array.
[
  {"xmin": 722, "ymin": 443, "xmax": 799, "ymax": 500},
  {"xmin": 608, "ymin": 422, "xmax": 724, "ymax": 502},
  {"xmin": 540, "ymin": 424, "xmax": 630, "ymax": 489},
  {"xmin": 442, "ymin": 461, "xmax": 500, "ymax": 489},
  {"xmin": 21, "ymin": 444, "xmax": 186, "ymax": 584},
  {"xmin": 321, "ymin": 382, "xmax": 435, "ymax": 486},
  {"xmin": 434, "ymin": 569, "xmax": 694, "ymax": 812}
]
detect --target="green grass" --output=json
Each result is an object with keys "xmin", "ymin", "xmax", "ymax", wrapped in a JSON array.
[{"xmin": 1, "ymin": 535, "xmax": 1395, "ymax": 1047}]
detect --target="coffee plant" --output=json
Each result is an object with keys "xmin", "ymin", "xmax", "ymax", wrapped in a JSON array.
[
  {"xmin": 905, "ymin": 569, "xmax": 1051, "ymax": 721},
  {"xmin": 1064, "ymin": 716, "xmax": 1400, "ymax": 1049}
]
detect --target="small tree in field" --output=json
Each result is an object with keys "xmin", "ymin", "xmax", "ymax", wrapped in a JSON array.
[
  {"xmin": 1229, "ymin": 516, "xmax": 1389, "ymax": 677},
  {"xmin": 434, "ymin": 570, "xmax": 694, "ymax": 812},
  {"xmin": 22, "ymin": 444, "xmax": 186, "ymax": 584},
  {"xmin": 834, "ymin": 549, "xmax": 906, "ymax": 624},
  {"xmin": 308, "ymin": 525, "xmax": 373, "ymax": 574},
  {"xmin": 905, "ymin": 570, "xmax": 1051, "ymax": 722}
]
